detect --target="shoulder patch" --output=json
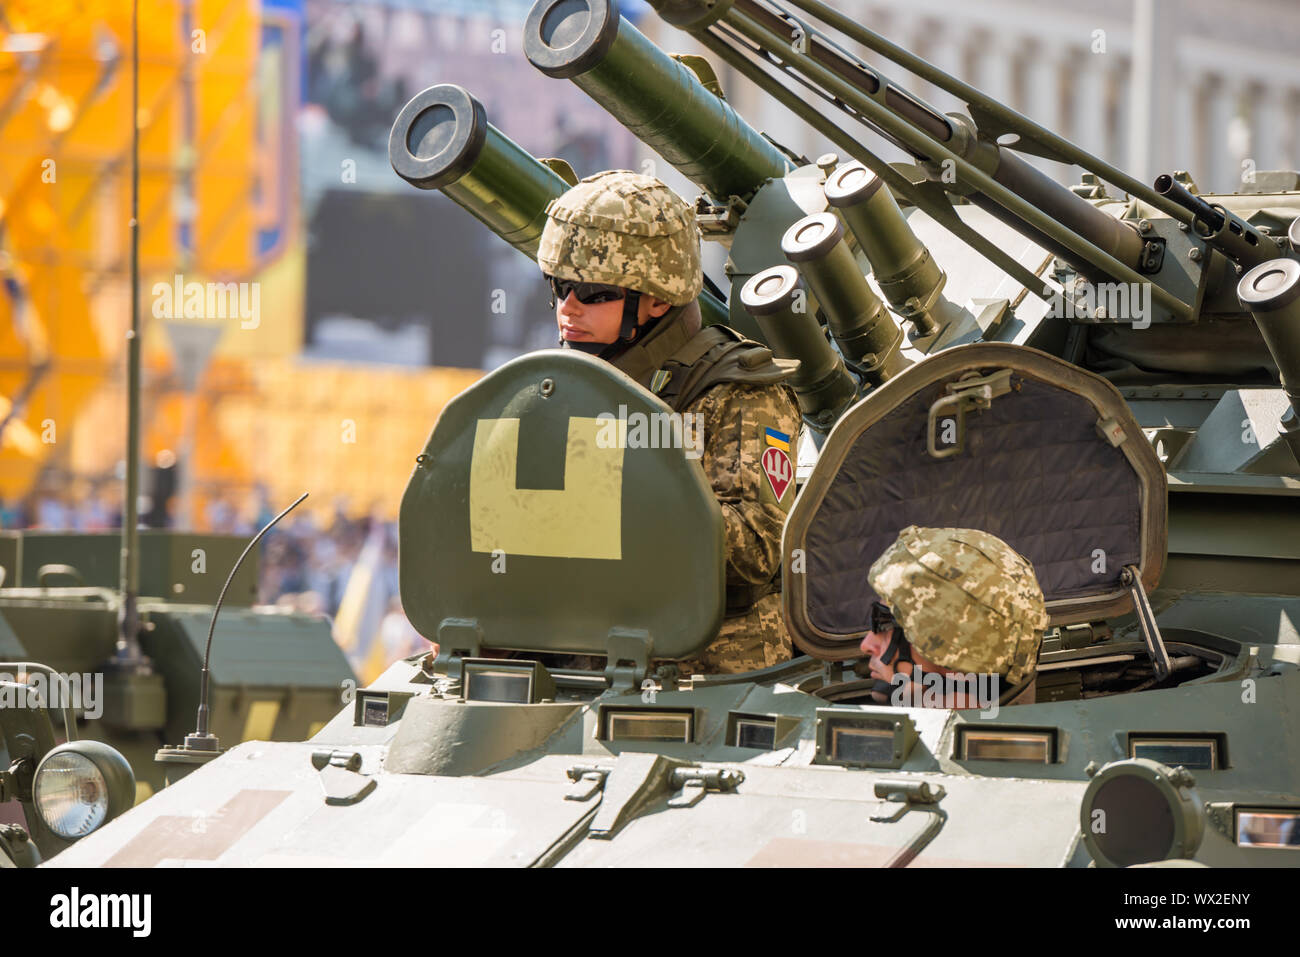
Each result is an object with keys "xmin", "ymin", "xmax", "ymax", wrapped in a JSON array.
[
  {"xmin": 764, "ymin": 427, "xmax": 791, "ymax": 452},
  {"xmin": 761, "ymin": 443, "xmax": 794, "ymax": 501}
]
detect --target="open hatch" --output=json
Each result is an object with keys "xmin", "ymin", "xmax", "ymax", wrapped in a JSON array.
[
  {"xmin": 399, "ymin": 349, "xmax": 726, "ymax": 690},
  {"xmin": 782, "ymin": 343, "xmax": 1171, "ymax": 675}
]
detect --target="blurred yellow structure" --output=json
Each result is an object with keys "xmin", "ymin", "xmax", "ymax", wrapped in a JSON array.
[{"xmin": 0, "ymin": 1, "xmax": 480, "ymax": 523}]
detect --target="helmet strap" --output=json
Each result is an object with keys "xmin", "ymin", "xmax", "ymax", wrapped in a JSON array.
[
  {"xmin": 884, "ymin": 628, "xmax": 912, "ymax": 668},
  {"xmin": 560, "ymin": 291, "xmax": 675, "ymax": 362},
  {"xmin": 618, "ymin": 290, "xmax": 643, "ymax": 342}
]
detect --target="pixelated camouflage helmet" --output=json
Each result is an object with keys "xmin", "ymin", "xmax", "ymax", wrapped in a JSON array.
[
  {"xmin": 537, "ymin": 170, "xmax": 703, "ymax": 307},
  {"xmin": 868, "ymin": 526, "xmax": 1049, "ymax": 686}
]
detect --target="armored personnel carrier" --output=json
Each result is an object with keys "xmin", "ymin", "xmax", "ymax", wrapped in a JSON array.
[
  {"xmin": 44, "ymin": 0, "xmax": 1300, "ymax": 867},
  {"xmin": 0, "ymin": 526, "xmax": 355, "ymax": 867}
]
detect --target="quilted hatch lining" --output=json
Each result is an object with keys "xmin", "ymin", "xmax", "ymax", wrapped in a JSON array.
[{"xmin": 805, "ymin": 375, "xmax": 1142, "ymax": 636}]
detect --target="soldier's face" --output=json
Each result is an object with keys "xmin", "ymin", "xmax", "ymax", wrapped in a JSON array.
[
  {"xmin": 862, "ymin": 622, "xmax": 960, "ymax": 685},
  {"xmin": 556, "ymin": 289, "xmax": 672, "ymax": 345}
]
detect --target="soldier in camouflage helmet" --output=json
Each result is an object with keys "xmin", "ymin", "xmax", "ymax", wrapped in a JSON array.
[
  {"xmin": 538, "ymin": 170, "xmax": 802, "ymax": 675},
  {"xmin": 860, "ymin": 526, "xmax": 1050, "ymax": 706}
]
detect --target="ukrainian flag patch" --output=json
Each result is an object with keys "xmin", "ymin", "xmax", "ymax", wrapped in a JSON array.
[{"xmin": 764, "ymin": 427, "xmax": 791, "ymax": 453}]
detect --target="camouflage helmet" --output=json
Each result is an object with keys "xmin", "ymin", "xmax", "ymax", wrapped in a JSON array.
[
  {"xmin": 537, "ymin": 170, "xmax": 703, "ymax": 307},
  {"xmin": 868, "ymin": 526, "xmax": 1049, "ymax": 686}
]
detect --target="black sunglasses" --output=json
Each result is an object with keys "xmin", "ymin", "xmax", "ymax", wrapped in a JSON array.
[
  {"xmin": 547, "ymin": 276, "xmax": 626, "ymax": 306},
  {"xmin": 870, "ymin": 601, "xmax": 895, "ymax": 633}
]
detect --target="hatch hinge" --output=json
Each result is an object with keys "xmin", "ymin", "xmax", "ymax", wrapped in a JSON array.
[
  {"xmin": 1121, "ymin": 565, "xmax": 1171, "ymax": 681},
  {"xmin": 311, "ymin": 749, "xmax": 375, "ymax": 805},
  {"xmin": 603, "ymin": 629, "xmax": 653, "ymax": 697},
  {"xmin": 432, "ymin": 618, "xmax": 483, "ymax": 689},
  {"xmin": 870, "ymin": 779, "xmax": 947, "ymax": 868},
  {"xmin": 564, "ymin": 765, "xmax": 611, "ymax": 802},
  {"xmin": 927, "ymin": 369, "xmax": 1016, "ymax": 459},
  {"xmin": 667, "ymin": 766, "xmax": 745, "ymax": 808},
  {"xmin": 1204, "ymin": 801, "xmax": 1235, "ymax": 840}
]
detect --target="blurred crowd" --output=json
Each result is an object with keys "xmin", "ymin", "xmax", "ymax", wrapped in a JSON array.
[
  {"xmin": 1, "ymin": 479, "xmax": 427, "ymax": 683},
  {"xmin": 256, "ymin": 502, "xmax": 428, "ymax": 682}
]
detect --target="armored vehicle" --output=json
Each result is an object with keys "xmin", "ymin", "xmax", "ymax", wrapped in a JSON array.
[
  {"xmin": 0, "ymin": 527, "xmax": 355, "ymax": 867},
  {"xmin": 45, "ymin": 0, "xmax": 1300, "ymax": 867}
]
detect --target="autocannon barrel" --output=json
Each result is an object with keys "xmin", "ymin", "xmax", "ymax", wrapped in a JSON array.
[
  {"xmin": 824, "ymin": 161, "xmax": 945, "ymax": 337},
  {"xmin": 934, "ymin": 116, "xmax": 1146, "ymax": 277},
  {"xmin": 1238, "ymin": 258, "xmax": 1300, "ymax": 463},
  {"xmin": 1154, "ymin": 174, "xmax": 1221, "ymax": 229},
  {"xmin": 523, "ymin": 0, "xmax": 791, "ymax": 201},
  {"xmin": 781, "ymin": 212, "xmax": 908, "ymax": 385},
  {"xmin": 741, "ymin": 265, "xmax": 859, "ymax": 425},
  {"xmin": 1156, "ymin": 172, "xmax": 1282, "ymax": 271},
  {"xmin": 390, "ymin": 83, "xmax": 728, "ymax": 324}
]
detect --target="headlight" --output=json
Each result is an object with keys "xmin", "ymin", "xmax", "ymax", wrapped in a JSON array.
[{"xmin": 33, "ymin": 741, "xmax": 135, "ymax": 842}]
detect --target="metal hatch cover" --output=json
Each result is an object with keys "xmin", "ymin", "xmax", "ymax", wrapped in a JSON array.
[
  {"xmin": 782, "ymin": 343, "xmax": 1167, "ymax": 660},
  {"xmin": 399, "ymin": 349, "xmax": 725, "ymax": 661}
]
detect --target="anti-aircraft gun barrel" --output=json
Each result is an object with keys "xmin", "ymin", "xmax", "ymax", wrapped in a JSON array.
[
  {"xmin": 522, "ymin": 0, "xmax": 791, "ymax": 201},
  {"xmin": 1156, "ymin": 172, "xmax": 1283, "ymax": 271},
  {"xmin": 1238, "ymin": 258, "xmax": 1300, "ymax": 464},
  {"xmin": 741, "ymin": 265, "xmax": 859, "ymax": 426},
  {"xmin": 389, "ymin": 83, "xmax": 728, "ymax": 325},
  {"xmin": 929, "ymin": 114, "xmax": 1147, "ymax": 279},
  {"xmin": 824, "ymin": 161, "xmax": 945, "ymax": 337},
  {"xmin": 646, "ymin": 0, "xmax": 1196, "ymax": 322},
  {"xmin": 781, "ymin": 212, "xmax": 908, "ymax": 385}
]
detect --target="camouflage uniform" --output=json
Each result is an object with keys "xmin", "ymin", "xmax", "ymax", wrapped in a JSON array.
[
  {"xmin": 868, "ymin": 526, "xmax": 1049, "ymax": 695},
  {"xmin": 539, "ymin": 171, "xmax": 800, "ymax": 674},
  {"xmin": 673, "ymin": 382, "xmax": 799, "ymax": 674}
]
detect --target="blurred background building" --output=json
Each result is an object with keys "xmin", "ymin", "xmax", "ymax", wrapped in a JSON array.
[
  {"xmin": 657, "ymin": 0, "xmax": 1300, "ymax": 194},
  {"xmin": 2, "ymin": 0, "xmax": 1297, "ymax": 678}
]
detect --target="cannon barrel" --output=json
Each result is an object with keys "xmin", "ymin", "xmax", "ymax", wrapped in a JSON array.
[
  {"xmin": 523, "ymin": 0, "xmax": 791, "ymax": 202},
  {"xmin": 1238, "ymin": 258, "xmax": 1300, "ymax": 464},
  {"xmin": 1153, "ymin": 173, "xmax": 1221, "ymax": 230},
  {"xmin": 983, "ymin": 140, "xmax": 1145, "ymax": 273},
  {"xmin": 781, "ymin": 212, "xmax": 908, "ymax": 385},
  {"xmin": 939, "ymin": 115, "xmax": 1146, "ymax": 278},
  {"xmin": 741, "ymin": 265, "xmax": 859, "ymax": 426},
  {"xmin": 824, "ymin": 161, "xmax": 945, "ymax": 337},
  {"xmin": 390, "ymin": 83, "xmax": 728, "ymax": 325},
  {"xmin": 1156, "ymin": 172, "xmax": 1282, "ymax": 271}
]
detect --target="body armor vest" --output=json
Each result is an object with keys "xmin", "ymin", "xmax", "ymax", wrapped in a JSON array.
[{"xmin": 609, "ymin": 307, "xmax": 798, "ymax": 616}]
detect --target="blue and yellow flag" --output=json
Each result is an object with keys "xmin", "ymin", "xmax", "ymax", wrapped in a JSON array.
[{"xmin": 764, "ymin": 427, "xmax": 791, "ymax": 453}]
